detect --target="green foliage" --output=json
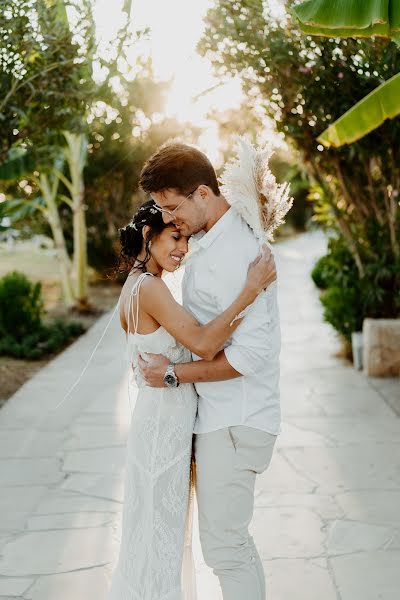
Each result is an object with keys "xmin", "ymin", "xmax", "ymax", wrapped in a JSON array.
[
  {"xmin": 0, "ymin": 271, "xmax": 84, "ymax": 359},
  {"xmin": 311, "ymin": 255, "xmax": 331, "ymax": 289},
  {"xmin": 0, "ymin": 271, "xmax": 44, "ymax": 340},
  {"xmin": 0, "ymin": 0, "xmax": 96, "ymax": 167},
  {"xmin": 320, "ymin": 285, "xmax": 363, "ymax": 340},
  {"xmin": 273, "ymin": 162, "xmax": 313, "ymax": 231},
  {"xmin": 318, "ymin": 73, "xmax": 400, "ymax": 146},
  {"xmin": 200, "ymin": 2, "xmax": 400, "ymax": 333},
  {"xmin": 0, "ymin": 319, "xmax": 84, "ymax": 360},
  {"xmin": 292, "ymin": 0, "xmax": 400, "ymax": 42},
  {"xmin": 313, "ymin": 236, "xmax": 400, "ymax": 340},
  {"xmin": 312, "ymin": 236, "xmax": 357, "ymax": 289}
]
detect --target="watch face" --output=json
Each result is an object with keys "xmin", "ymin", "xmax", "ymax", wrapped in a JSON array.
[{"xmin": 165, "ymin": 374, "xmax": 177, "ymax": 387}]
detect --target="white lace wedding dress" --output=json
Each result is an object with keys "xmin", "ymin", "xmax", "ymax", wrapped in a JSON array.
[{"xmin": 108, "ymin": 272, "xmax": 198, "ymax": 600}]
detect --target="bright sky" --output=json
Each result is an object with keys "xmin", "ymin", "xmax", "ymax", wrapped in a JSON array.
[{"xmin": 93, "ymin": 0, "xmax": 284, "ymax": 163}]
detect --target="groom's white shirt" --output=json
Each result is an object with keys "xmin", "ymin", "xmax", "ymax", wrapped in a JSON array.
[{"xmin": 182, "ymin": 207, "xmax": 281, "ymax": 436}]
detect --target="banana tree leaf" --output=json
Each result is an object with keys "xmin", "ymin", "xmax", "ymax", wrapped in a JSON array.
[
  {"xmin": 317, "ymin": 72, "xmax": 400, "ymax": 147},
  {"xmin": 292, "ymin": 0, "xmax": 400, "ymax": 43}
]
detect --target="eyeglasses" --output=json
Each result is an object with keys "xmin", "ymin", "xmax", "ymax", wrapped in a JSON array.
[{"xmin": 152, "ymin": 187, "xmax": 198, "ymax": 220}]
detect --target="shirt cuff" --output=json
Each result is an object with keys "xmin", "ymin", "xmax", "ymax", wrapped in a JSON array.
[{"xmin": 224, "ymin": 344, "xmax": 255, "ymax": 377}]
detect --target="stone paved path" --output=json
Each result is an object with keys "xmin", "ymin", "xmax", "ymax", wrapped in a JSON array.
[{"xmin": 0, "ymin": 232, "xmax": 399, "ymax": 600}]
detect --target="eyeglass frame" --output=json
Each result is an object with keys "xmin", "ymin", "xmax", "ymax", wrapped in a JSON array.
[{"xmin": 152, "ymin": 187, "xmax": 198, "ymax": 220}]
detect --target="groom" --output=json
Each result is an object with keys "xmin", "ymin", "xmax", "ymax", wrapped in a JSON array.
[{"xmin": 138, "ymin": 142, "xmax": 280, "ymax": 600}]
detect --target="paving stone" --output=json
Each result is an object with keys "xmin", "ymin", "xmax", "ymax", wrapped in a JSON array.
[
  {"xmin": 283, "ymin": 445, "xmax": 400, "ymax": 492},
  {"xmin": 0, "ymin": 577, "xmax": 34, "ymax": 596},
  {"xmin": 25, "ymin": 566, "xmax": 111, "ymax": 600},
  {"xmin": 62, "ymin": 447, "xmax": 126, "ymax": 474},
  {"xmin": 33, "ymin": 490, "xmax": 120, "ymax": 515},
  {"xmin": 257, "ymin": 451, "xmax": 316, "ymax": 493},
  {"xmin": 0, "ymin": 528, "xmax": 114, "ymax": 575},
  {"xmin": 63, "ymin": 424, "xmax": 128, "ymax": 450},
  {"xmin": 331, "ymin": 551, "xmax": 400, "ymax": 600},
  {"xmin": 251, "ymin": 507, "xmax": 325, "ymax": 559},
  {"xmin": 0, "ymin": 430, "xmax": 67, "ymax": 458},
  {"xmin": 327, "ymin": 520, "xmax": 394, "ymax": 555},
  {"xmin": 61, "ymin": 473, "xmax": 124, "ymax": 503},
  {"xmin": 0, "ymin": 535, "xmax": 14, "ymax": 552},
  {"xmin": 264, "ymin": 558, "xmax": 337, "ymax": 600},
  {"xmin": 387, "ymin": 531, "xmax": 400, "ymax": 549},
  {"xmin": 286, "ymin": 416, "xmax": 400, "ymax": 444},
  {"xmin": 0, "ymin": 487, "xmax": 47, "ymax": 531},
  {"xmin": 277, "ymin": 421, "xmax": 332, "ymax": 447},
  {"xmin": 336, "ymin": 491, "xmax": 400, "ymax": 526},
  {"xmin": 0, "ymin": 459, "xmax": 62, "ymax": 487},
  {"xmin": 27, "ymin": 511, "xmax": 115, "ymax": 530},
  {"xmin": 255, "ymin": 492, "xmax": 343, "ymax": 520},
  {"xmin": 309, "ymin": 387, "xmax": 394, "ymax": 417},
  {"xmin": 84, "ymin": 385, "xmax": 130, "ymax": 415},
  {"xmin": 370, "ymin": 377, "xmax": 400, "ymax": 416}
]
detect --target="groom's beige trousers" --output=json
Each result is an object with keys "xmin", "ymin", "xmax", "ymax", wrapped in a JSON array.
[{"xmin": 194, "ymin": 425, "xmax": 277, "ymax": 600}]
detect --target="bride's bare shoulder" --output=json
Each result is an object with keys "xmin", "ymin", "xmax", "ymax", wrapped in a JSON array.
[
  {"xmin": 119, "ymin": 272, "xmax": 140, "ymax": 329},
  {"xmin": 120, "ymin": 273, "xmax": 169, "ymax": 321}
]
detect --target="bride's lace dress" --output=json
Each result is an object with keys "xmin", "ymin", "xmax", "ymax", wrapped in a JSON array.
[{"xmin": 108, "ymin": 273, "xmax": 198, "ymax": 600}]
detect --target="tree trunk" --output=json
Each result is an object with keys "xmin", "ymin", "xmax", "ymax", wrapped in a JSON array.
[
  {"xmin": 64, "ymin": 132, "xmax": 90, "ymax": 311},
  {"xmin": 39, "ymin": 173, "xmax": 75, "ymax": 308}
]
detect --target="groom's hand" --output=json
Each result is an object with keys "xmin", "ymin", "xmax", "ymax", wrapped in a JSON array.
[{"xmin": 138, "ymin": 353, "xmax": 170, "ymax": 388}]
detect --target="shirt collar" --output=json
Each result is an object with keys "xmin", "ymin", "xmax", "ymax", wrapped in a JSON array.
[{"xmin": 191, "ymin": 207, "xmax": 237, "ymax": 251}]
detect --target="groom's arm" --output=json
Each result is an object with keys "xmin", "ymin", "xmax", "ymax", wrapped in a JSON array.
[
  {"xmin": 175, "ymin": 350, "xmax": 241, "ymax": 383},
  {"xmin": 138, "ymin": 350, "xmax": 241, "ymax": 387}
]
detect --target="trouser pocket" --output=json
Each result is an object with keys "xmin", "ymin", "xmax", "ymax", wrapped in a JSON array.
[{"xmin": 227, "ymin": 426, "xmax": 237, "ymax": 451}]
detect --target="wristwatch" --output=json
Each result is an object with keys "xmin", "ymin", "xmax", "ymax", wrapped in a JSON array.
[{"xmin": 164, "ymin": 363, "xmax": 180, "ymax": 388}]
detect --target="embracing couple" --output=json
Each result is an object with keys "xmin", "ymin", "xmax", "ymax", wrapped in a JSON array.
[{"xmin": 108, "ymin": 142, "xmax": 281, "ymax": 600}]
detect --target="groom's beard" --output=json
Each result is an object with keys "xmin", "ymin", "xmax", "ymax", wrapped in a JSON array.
[{"xmin": 175, "ymin": 220, "xmax": 205, "ymax": 237}]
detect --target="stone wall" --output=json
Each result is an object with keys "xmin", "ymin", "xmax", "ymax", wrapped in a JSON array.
[{"xmin": 363, "ymin": 319, "xmax": 400, "ymax": 377}]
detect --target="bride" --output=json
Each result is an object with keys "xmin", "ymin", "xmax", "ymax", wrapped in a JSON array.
[{"xmin": 107, "ymin": 199, "xmax": 276, "ymax": 600}]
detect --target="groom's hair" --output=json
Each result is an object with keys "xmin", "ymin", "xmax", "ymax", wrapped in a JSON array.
[{"xmin": 139, "ymin": 142, "xmax": 220, "ymax": 197}]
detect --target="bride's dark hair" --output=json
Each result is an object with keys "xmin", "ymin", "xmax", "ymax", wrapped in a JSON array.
[{"xmin": 117, "ymin": 199, "xmax": 168, "ymax": 274}]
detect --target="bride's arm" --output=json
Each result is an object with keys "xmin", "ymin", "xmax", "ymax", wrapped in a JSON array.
[{"xmin": 138, "ymin": 247, "xmax": 275, "ymax": 361}]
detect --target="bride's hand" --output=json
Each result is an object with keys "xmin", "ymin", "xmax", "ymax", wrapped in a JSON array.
[
  {"xmin": 246, "ymin": 244, "xmax": 277, "ymax": 296},
  {"xmin": 138, "ymin": 353, "xmax": 170, "ymax": 388}
]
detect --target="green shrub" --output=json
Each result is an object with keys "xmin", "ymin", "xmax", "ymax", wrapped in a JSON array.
[
  {"xmin": 0, "ymin": 271, "xmax": 44, "ymax": 340},
  {"xmin": 313, "ymin": 235, "xmax": 400, "ymax": 342},
  {"xmin": 0, "ymin": 271, "xmax": 85, "ymax": 359},
  {"xmin": 0, "ymin": 319, "xmax": 85, "ymax": 360},
  {"xmin": 311, "ymin": 255, "xmax": 332, "ymax": 290},
  {"xmin": 320, "ymin": 286, "xmax": 363, "ymax": 340},
  {"xmin": 312, "ymin": 237, "xmax": 360, "ymax": 291}
]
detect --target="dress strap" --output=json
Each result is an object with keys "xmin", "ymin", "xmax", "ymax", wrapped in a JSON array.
[{"xmin": 127, "ymin": 272, "xmax": 154, "ymax": 336}]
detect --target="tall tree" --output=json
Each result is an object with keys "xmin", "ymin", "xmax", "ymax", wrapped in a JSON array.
[{"xmin": 200, "ymin": 1, "xmax": 399, "ymax": 323}]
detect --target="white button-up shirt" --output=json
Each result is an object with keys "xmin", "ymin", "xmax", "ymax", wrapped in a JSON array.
[{"xmin": 182, "ymin": 207, "xmax": 281, "ymax": 435}]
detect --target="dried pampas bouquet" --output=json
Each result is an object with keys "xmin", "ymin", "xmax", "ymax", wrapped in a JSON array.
[{"xmin": 220, "ymin": 136, "xmax": 293, "ymax": 244}]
